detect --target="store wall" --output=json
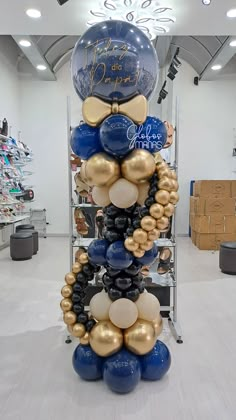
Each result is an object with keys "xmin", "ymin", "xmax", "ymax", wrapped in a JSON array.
[
  {"xmin": 0, "ymin": 36, "xmax": 20, "ymax": 138},
  {"xmin": 172, "ymin": 61, "xmax": 236, "ymax": 234},
  {"xmin": 19, "ymin": 62, "xmax": 82, "ymax": 235}
]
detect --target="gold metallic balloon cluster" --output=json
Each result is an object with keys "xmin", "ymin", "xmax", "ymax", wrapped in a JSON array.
[
  {"xmin": 125, "ymin": 156, "xmax": 179, "ymax": 257},
  {"xmin": 61, "ymin": 252, "xmax": 91, "ymax": 344}
]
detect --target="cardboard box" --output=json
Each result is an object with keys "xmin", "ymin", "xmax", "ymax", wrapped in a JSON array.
[
  {"xmin": 192, "ymin": 197, "xmax": 235, "ymax": 216},
  {"xmin": 232, "ymin": 181, "xmax": 236, "ymax": 198},
  {"xmin": 190, "ymin": 215, "xmax": 236, "ymax": 234},
  {"xmin": 191, "ymin": 229, "xmax": 196, "ymax": 245},
  {"xmin": 190, "ymin": 196, "xmax": 195, "ymax": 214},
  {"xmin": 193, "ymin": 180, "xmax": 231, "ymax": 198},
  {"xmin": 195, "ymin": 233, "xmax": 236, "ymax": 250}
]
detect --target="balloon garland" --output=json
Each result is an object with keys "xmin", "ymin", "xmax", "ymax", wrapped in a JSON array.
[{"xmin": 61, "ymin": 20, "xmax": 177, "ymax": 393}]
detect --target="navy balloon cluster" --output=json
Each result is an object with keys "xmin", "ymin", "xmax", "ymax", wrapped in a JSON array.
[{"xmin": 73, "ymin": 340, "xmax": 171, "ymax": 393}]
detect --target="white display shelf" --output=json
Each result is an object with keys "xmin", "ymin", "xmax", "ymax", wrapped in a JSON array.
[
  {"xmin": 71, "ymin": 204, "xmax": 100, "ymax": 208},
  {"xmin": 0, "ymin": 214, "xmax": 30, "ymax": 224},
  {"xmin": 72, "ymin": 237, "xmax": 94, "ymax": 247},
  {"xmin": 155, "ymin": 238, "xmax": 176, "ymax": 247}
]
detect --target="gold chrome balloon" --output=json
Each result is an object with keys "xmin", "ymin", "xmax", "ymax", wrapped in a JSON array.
[
  {"xmin": 121, "ymin": 149, "xmax": 156, "ymax": 184},
  {"xmin": 89, "ymin": 321, "xmax": 123, "ymax": 357},
  {"xmin": 148, "ymin": 228, "xmax": 160, "ymax": 241},
  {"xmin": 60, "ymin": 298, "xmax": 73, "ymax": 312},
  {"xmin": 80, "ymin": 332, "xmax": 90, "ymax": 345},
  {"xmin": 158, "ymin": 168, "xmax": 171, "ymax": 179},
  {"xmin": 140, "ymin": 240, "xmax": 154, "ymax": 251},
  {"xmin": 79, "ymin": 253, "xmax": 89, "ymax": 265},
  {"xmin": 80, "ymin": 161, "xmax": 92, "ymax": 186},
  {"xmin": 155, "ymin": 190, "xmax": 170, "ymax": 206},
  {"xmin": 61, "ymin": 285, "xmax": 73, "ymax": 298},
  {"xmin": 124, "ymin": 237, "xmax": 139, "ymax": 252},
  {"xmin": 133, "ymin": 228, "xmax": 148, "ymax": 244},
  {"xmin": 152, "ymin": 316, "xmax": 163, "ymax": 338},
  {"xmin": 164, "ymin": 203, "xmax": 175, "ymax": 217},
  {"xmin": 153, "ymin": 152, "xmax": 164, "ymax": 165},
  {"xmin": 169, "ymin": 191, "xmax": 179, "ymax": 205},
  {"xmin": 171, "ymin": 180, "xmax": 179, "ymax": 192},
  {"xmin": 65, "ymin": 272, "xmax": 76, "ymax": 285},
  {"xmin": 124, "ymin": 319, "xmax": 156, "ymax": 355},
  {"xmin": 156, "ymin": 216, "xmax": 169, "ymax": 230},
  {"xmin": 72, "ymin": 323, "xmax": 86, "ymax": 338},
  {"xmin": 141, "ymin": 216, "xmax": 157, "ymax": 232},
  {"xmin": 85, "ymin": 153, "xmax": 120, "ymax": 187},
  {"xmin": 149, "ymin": 203, "xmax": 164, "ymax": 219},
  {"xmin": 63, "ymin": 311, "xmax": 77, "ymax": 325},
  {"xmin": 133, "ymin": 248, "xmax": 145, "ymax": 258},
  {"xmin": 158, "ymin": 177, "xmax": 172, "ymax": 192},
  {"xmin": 171, "ymin": 171, "xmax": 177, "ymax": 180},
  {"xmin": 72, "ymin": 263, "xmax": 82, "ymax": 274}
]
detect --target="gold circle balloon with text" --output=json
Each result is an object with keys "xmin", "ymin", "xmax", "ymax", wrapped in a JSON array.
[
  {"xmin": 121, "ymin": 149, "xmax": 156, "ymax": 184},
  {"xmin": 89, "ymin": 321, "xmax": 123, "ymax": 357},
  {"xmin": 124, "ymin": 319, "xmax": 156, "ymax": 355},
  {"xmin": 86, "ymin": 153, "xmax": 120, "ymax": 187}
]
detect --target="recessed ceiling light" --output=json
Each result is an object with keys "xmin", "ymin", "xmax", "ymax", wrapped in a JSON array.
[
  {"xmin": 230, "ymin": 40, "xmax": 236, "ymax": 47},
  {"xmin": 26, "ymin": 8, "xmax": 41, "ymax": 19},
  {"xmin": 37, "ymin": 65, "xmax": 47, "ymax": 71},
  {"xmin": 202, "ymin": 0, "xmax": 211, "ymax": 5},
  {"xmin": 211, "ymin": 64, "xmax": 222, "ymax": 71},
  {"xmin": 227, "ymin": 9, "xmax": 236, "ymax": 18},
  {"xmin": 19, "ymin": 39, "xmax": 31, "ymax": 47}
]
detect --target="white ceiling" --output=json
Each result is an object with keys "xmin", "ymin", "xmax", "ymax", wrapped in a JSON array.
[{"xmin": 0, "ymin": 0, "xmax": 236, "ymax": 36}]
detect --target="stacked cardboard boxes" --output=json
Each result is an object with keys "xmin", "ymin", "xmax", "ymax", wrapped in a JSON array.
[{"xmin": 190, "ymin": 180, "xmax": 236, "ymax": 250}]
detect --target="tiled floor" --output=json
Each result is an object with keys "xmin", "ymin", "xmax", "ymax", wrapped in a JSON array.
[{"xmin": 0, "ymin": 237, "xmax": 236, "ymax": 420}]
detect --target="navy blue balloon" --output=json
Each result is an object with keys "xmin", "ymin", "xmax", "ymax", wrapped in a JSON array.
[
  {"xmin": 135, "ymin": 243, "xmax": 158, "ymax": 265},
  {"xmin": 130, "ymin": 116, "xmax": 167, "ymax": 153},
  {"xmin": 70, "ymin": 124, "xmax": 102, "ymax": 160},
  {"xmin": 139, "ymin": 340, "xmax": 171, "ymax": 381},
  {"xmin": 88, "ymin": 239, "xmax": 109, "ymax": 266},
  {"xmin": 103, "ymin": 348, "xmax": 141, "ymax": 393},
  {"xmin": 71, "ymin": 20, "xmax": 159, "ymax": 102},
  {"xmin": 99, "ymin": 115, "xmax": 135, "ymax": 158},
  {"xmin": 72, "ymin": 344, "xmax": 103, "ymax": 380},
  {"xmin": 106, "ymin": 240, "xmax": 133, "ymax": 269}
]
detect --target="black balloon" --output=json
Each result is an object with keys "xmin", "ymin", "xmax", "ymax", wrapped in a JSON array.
[
  {"xmin": 133, "ymin": 207, "xmax": 141, "ymax": 217},
  {"xmin": 73, "ymin": 282, "xmax": 87, "ymax": 293},
  {"xmin": 105, "ymin": 267, "xmax": 121, "ymax": 278},
  {"xmin": 73, "ymin": 303, "xmax": 84, "ymax": 314},
  {"xmin": 132, "ymin": 273, "xmax": 143, "ymax": 285},
  {"xmin": 115, "ymin": 276, "xmax": 132, "ymax": 291},
  {"xmin": 124, "ymin": 204, "xmax": 136, "ymax": 214},
  {"xmin": 104, "ymin": 229, "xmax": 123, "ymax": 243},
  {"xmin": 132, "ymin": 218, "xmax": 141, "ymax": 229},
  {"xmin": 126, "ymin": 227, "xmax": 135, "ymax": 236},
  {"xmin": 145, "ymin": 196, "xmax": 156, "ymax": 208},
  {"xmin": 104, "ymin": 216, "xmax": 115, "ymax": 229},
  {"xmin": 77, "ymin": 312, "xmax": 89, "ymax": 324},
  {"xmin": 124, "ymin": 262, "xmax": 142, "ymax": 276},
  {"xmin": 140, "ymin": 207, "xmax": 150, "ymax": 217},
  {"xmin": 72, "ymin": 293, "xmax": 83, "ymax": 304},
  {"xmin": 115, "ymin": 215, "xmax": 129, "ymax": 231},
  {"xmin": 108, "ymin": 287, "xmax": 123, "ymax": 301},
  {"xmin": 87, "ymin": 273, "xmax": 95, "ymax": 282},
  {"xmin": 76, "ymin": 272, "xmax": 87, "ymax": 283},
  {"xmin": 102, "ymin": 273, "xmax": 114, "ymax": 286},
  {"xmin": 82, "ymin": 264, "xmax": 95, "ymax": 277},
  {"xmin": 86, "ymin": 319, "xmax": 96, "ymax": 332},
  {"xmin": 106, "ymin": 205, "xmax": 121, "ymax": 217},
  {"xmin": 125, "ymin": 286, "xmax": 140, "ymax": 302},
  {"xmin": 138, "ymin": 281, "xmax": 146, "ymax": 293},
  {"xmin": 149, "ymin": 186, "xmax": 158, "ymax": 196}
]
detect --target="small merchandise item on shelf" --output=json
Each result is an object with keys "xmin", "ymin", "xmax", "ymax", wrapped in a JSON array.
[
  {"xmin": 74, "ymin": 207, "xmax": 89, "ymax": 236},
  {"xmin": 61, "ymin": 20, "xmax": 179, "ymax": 394},
  {"xmin": 0, "ymin": 118, "xmax": 8, "ymax": 136}
]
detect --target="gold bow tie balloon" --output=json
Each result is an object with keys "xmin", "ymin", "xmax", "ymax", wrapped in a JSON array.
[{"xmin": 82, "ymin": 95, "xmax": 147, "ymax": 127}]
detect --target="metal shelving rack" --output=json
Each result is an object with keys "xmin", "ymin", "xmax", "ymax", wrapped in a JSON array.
[{"xmin": 66, "ymin": 97, "xmax": 182, "ymax": 343}]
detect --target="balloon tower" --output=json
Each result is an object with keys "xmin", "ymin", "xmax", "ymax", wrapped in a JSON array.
[{"xmin": 61, "ymin": 20, "xmax": 179, "ymax": 393}]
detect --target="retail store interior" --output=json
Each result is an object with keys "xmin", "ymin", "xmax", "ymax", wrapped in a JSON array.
[{"xmin": 0, "ymin": 1, "xmax": 236, "ymax": 419}]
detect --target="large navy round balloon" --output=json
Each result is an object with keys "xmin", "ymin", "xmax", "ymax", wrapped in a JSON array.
[
  {"xmin": 88, "ymin": 239, "xmax": 109, "ymax": 266},
  {"xmin": 72, "ymin": 344, "xmax": 103, "ymax": 381},
  {"xmin": 70, "ymin": 124, "xmax": 103, "ymax": 160},
  {"xmin": 139, "ymin": 340, "xmax": 171, "ymax": 380},
  {"xmin": 103, "ymin": 348, "xmax": 141, "ymax": 393},
  {"xmin": 99, "ymin": 115, "xmax": 135, "ymax": 158},
  {"xmin": 71, "ymin": 20, "xmax": 159, "ymax": 102},
  {"xmin": 135, "ymin": 243, "xmax": 158, "ymax": 265},
  {"xmin": 106, "ymin": 240, "xmax": 133, "ymax": 269},
  {"xmin": 130, "ymin": 116, "xmax": 167, "ymax": 153}
]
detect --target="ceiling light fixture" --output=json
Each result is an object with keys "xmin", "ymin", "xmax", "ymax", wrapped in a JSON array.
[
  {"xmin": 227, "ymin": 9, "xmax": 236, "ymax": 18},
  {"xmin": 202, "ymin": 0, "xmax": 211, "ymax": 5},
  {"xmin": 19, "ymin": 40, "xmax": 31, "ymax": 47},
  {"xmin": 88, "ymin": 0, "xmax": 176, "ymax": 40},
  {"xmin": 37, "ymin": 64, "xmax": 47, "ymax": 71},
  {"xmin": 229, "ymin": 39, "xmax": 236, "ymax": 47},
  {"xmin": 211, "ymin": 64, "xmax": 222, "ymax": 71},
  {"xmin": 26, "ymin": 8, "xmax": 41, "ymax": 18}
]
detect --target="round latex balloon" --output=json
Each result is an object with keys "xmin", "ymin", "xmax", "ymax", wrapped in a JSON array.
[
  {"xmin": 109, "ymin": 178, "xmax": 138, "ymax": 209},
  {"xmin": 85, "ymin": 153, "xmax": 120, "ymax": 187},
  {"xmin": 92, "ymin": 186, "xmax": 111, "ymax": 207},
  {"xmin": 137, "ymin": 182, "xmax": 150, "ymax": 205},
  {"xmin": 136, "ymin": 292, "xmax": 160, "ymax": 322},
  {"xmin": 135, "ymin": 242, "xmax": 158, "ymax": 265},
  {"xmin": 121, "ymin": 149, "xmax": 156, "ymax": 184},
  {"xmin": 109, "ymin": 298, "xmax": 138, "ymax": 329},
  {"xmin": 99, "ymin": 115, "xmax": 135, "ymax": 158},
  {"xmin": 89, "ymin": 320, "xmax": 123, "ymax": 357},
  {"xmin": 88, "ymin": 239, "xmax": 109, "ymax": 266},
  {"xmin": 72, "ymin": 344, "xmax": 103, "ymax": 380},
  {"xmin": 71, "ymin": 20, "xmax": 159, "ymax": 102},
  {"xmin": 90, "ymin": 290, "xmax": 112, "ymax": 321},
  {"xmin": 139, "ymin": 340, "xmax": 171, "ymax": 380},
  {"xmin": 134, "ymin": 117, "xmax": 167, "ymax": 153},
  {"xmin": 70, "ymin": 124, "xmax": 103, "ymax": 160},
  {"xmin": 106, "ymin": 240, "xmax": 134, "ymax": 269}
]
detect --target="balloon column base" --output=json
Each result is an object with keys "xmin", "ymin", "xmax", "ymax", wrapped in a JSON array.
[{"xmin": 72, "ymin": 340, "xmax": 171, "ymax": 393}]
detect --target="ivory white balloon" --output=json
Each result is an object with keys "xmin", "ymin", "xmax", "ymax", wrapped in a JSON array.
[
  {"xmin": 92, "ymin": 186, "xmax": 111, "ymax": 206},
  {"xmin": 109, "ymin": 178, "xmax": 138, "ymax": 209},
  {"xmin": 90, "ymin": 290, "xmax": 112, "ymax": 321},
  {"xmin": 137, "ymin": 182, "xmax": 149, "ymax": 205},
  {"xmin": 109, "ymin": 298, "xmax": 138, "ymax": 329},
  {"xmin": 135, "ymin": 292, "xmax": 160, "ymax": 322}
]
